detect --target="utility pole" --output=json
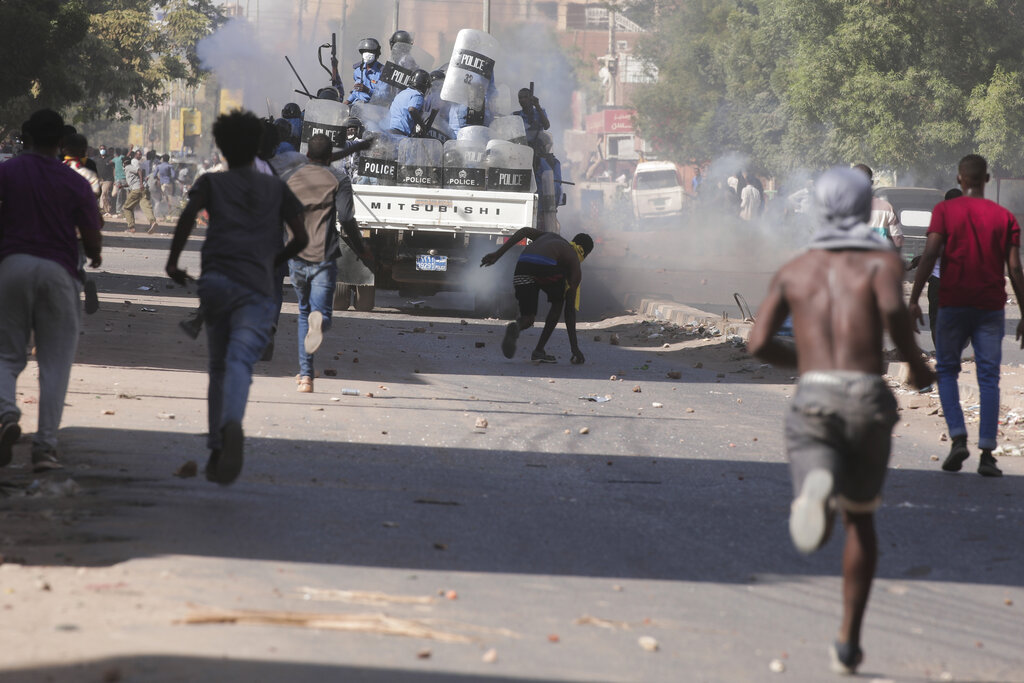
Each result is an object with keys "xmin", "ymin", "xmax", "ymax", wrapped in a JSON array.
[
  {"xmin": 483, "ymin": 0, "xmax": 491, "ymax": 32},
  {"xmin": 340, "ymin": 0, "xmax": 348, "ymax": 55},
  {"xmin": 393, "ymin": 0, "xmax": 399, "ymax": 32},
  {"xmin": 607, "ymin": 8, "xmax": 617, "ymax": 106}
]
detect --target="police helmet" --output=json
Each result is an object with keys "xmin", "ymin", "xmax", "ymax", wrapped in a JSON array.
[
  {"xmin": 430, "ymin": 69, "xmax": 445, "ymax": 83},
  {"xmin": 342, "ymin": 116, "xmax": 364, "ymax": 138},
  {"xmin": 282, "ymin": 102, "xmax": 301, "ymax": 119},
  {"xmin": 316, "ymin": 86, "xmax": 340, "ymax": 100},
  {"xmin": 357, "ymin": 38, "xmax": 381, "ymax": 54},
  {"xmin": 389, "ymin": 30, "xmax": 413, "ymax": 49},
  {"xmin": 410, "ymin": 69, "xmax": 431, "ymax": 92}
]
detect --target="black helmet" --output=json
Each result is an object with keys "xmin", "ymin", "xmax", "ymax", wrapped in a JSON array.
[
  {"xmin": 357, "ymin": 37, "xmax": 381, "ymax": 54},
  {"xmin": 282, "ymin": 102, "xmax": 301, "ymax": 119},
  {"xmin": 410, "ymin": 69, "xmax": 430, "ymax": 92},
  {"xmin": 316, "ymin": 86, "xmax": 340, "ymax": 100},
  {"xmin": 342, "ymin": 116, "xmax": 364, "ymax": 139},
  {"xmin": 429, "ymin": 69, "xmax": 445, "ymax": 82},
  {"xmin": 389, "ymin": 30, "xmax": 413, "ymax": 49}
]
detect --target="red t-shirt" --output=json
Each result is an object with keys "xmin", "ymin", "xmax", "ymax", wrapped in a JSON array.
[{"xmin": 929, "ymin": 196, "xmax": 1020, "ymax": 310}]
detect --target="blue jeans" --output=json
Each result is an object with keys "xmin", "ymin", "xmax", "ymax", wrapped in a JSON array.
[
  {"xmin": 289, "ymin": 258, "xmax": 337, "ymax": 378},
  {"xmin": 935, "ymin": 307, "xmax": 1004, "ymax": 449},
  {"xmin": 198, "ymin": 271, "xmax": 275, "ymax": 450}
]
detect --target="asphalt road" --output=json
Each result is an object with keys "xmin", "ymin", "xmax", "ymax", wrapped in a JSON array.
[{"xmin": 0, "ymin": 223, "xmax": 1021, "ymax": 682}]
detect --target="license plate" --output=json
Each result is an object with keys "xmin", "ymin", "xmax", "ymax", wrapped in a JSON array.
[{"xmin": 416, "ymin": 254, "xmax": 448, "ymax": 272}]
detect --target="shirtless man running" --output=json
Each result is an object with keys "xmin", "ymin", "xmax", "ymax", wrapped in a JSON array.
[
  {"xmin": 748, "ymin": 167, "xmax": 934, "ymax": 675},
  {"xmin": 480, "ymin": 228, "xmax": 593, "ymax": 364}
]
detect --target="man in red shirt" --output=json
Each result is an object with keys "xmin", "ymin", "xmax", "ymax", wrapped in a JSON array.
[{"xmin": 909, "ymin": 154, "xmax": 1024, "ymax": 477}]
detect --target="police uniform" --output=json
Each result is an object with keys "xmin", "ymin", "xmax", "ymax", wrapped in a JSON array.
[
  {"xmin": 347, "ymin": 60, "xmax": 384, "ymax": 105},
  {"xmin": 388, "ymin": 87, "xmax": 424, "ymax": 136}
]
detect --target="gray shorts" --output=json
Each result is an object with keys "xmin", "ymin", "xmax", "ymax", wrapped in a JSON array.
[{"xmin": 785, "ymin": 371, "xmax": 898, "ymax": 513}]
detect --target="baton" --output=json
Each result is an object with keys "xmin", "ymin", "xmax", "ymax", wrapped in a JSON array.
[{"xmin": 285, "ymin": 56, "xmax": 314, "ymax": 98}]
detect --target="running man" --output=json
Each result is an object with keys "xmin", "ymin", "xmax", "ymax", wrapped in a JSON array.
[
  {"xmin": 166, "ymin": 110, "xmax": 308, "ymax": 485},
  {"xmin": 480, "ymin": 228, "xmax": 593, "ymax": 364},
  {"xmin": 748, "ymin": 168, "xmax": 933, "ymax": 675}
]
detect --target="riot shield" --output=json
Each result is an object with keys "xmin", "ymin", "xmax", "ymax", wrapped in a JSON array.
[{"xmin": 397, "ymin": 138, "xmax": 443, "ymax": 188}]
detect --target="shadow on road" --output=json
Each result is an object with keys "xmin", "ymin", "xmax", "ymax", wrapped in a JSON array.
[
  {"xmin": 2, "ymin": 655, "xmax": 582, "ymax": 683},
  {"xmin": 2, "ymin": 428, "xmax": 1020, "ymax": 590}
]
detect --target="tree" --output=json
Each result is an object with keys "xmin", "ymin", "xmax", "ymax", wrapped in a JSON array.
[
  {"xmin": 630, "ymin": 0, "xmax": 1024, "ymax": 182},
  {"xmin": 0, "ymin": 0, "xmax": 223, "ymax": 142}
]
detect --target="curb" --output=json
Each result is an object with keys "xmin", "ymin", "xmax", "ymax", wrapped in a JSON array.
[{"xmin": 629, "ymin": 296, "xmax": 753, "ymax": 338}]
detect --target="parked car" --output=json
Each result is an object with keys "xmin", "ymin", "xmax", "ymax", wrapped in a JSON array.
[
  {"xmin": 629, "ymin": 160, "xmax": 687, "ymax": 226},
  {"xmin": 873, "ymin": 186, "xmax": 944, "ymax": 262}
]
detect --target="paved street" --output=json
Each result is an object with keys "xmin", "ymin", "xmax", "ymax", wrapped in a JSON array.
[{"xmin": 0, "ymin": 223, "xmax": 1022, "ymax": 682}]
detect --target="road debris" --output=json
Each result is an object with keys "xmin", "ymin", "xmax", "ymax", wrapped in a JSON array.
[
  {"xmin": 475, "ymin": 417, "xmax": 489, "ymax": 428},
  {"xmin": 140, "ymin": 307, "xmax": 157, "ymax": 313},
  {"xmin": 182, "ymin": 608, "xmax": 473, "ymax": 643},
  {"xmin": 579, "ymin": 395, "xmax": 611, "ymax": 403},
  {"xmin": 324, "ymin": 369, "xmax": 337, "ymax": 377},
  {"xmin": 638, "ymin": 636, "xmax": 659, "ymax": 652},
  {"xmin": 482, "ymin": 648, "xmax": 498, "ymax": 663},
  {"xmin": 574, "ymin": 615, "xmax": 632, "ymax": 631},
  {"xmin": 173, "ymin": 461, "xmax": 198, "ymax": 478},
  {"xmin": 666, "ymin": 371, "xmax": 682, "ymax": 379},
  {"xmin": 157, "ymin": 412, "xmax": 175, "ymax": 419},
  {"xmin": 26, "ymin": 479, "xmax": 81, "ymax": 498},
  {"xmin": 297, "ymin": 588, "xmax": 435, "ymax": 606},
  {"xmin": 548, "ymin": 634, "xmax": 560, "ymax": 643},
  {"xmin": 341, "ymin": 389, "xmax": 360, "ymax": 396},
  {"xmin": 769, "ymin": 658, "xmax": 785, "ymax": 673},
  {"xmin": 609, "ymin": 334, "xmax": 620, "ymax": 346},
  {"xmin": 651, "ymin": 402, "xmax": 664, "ymax": 408},
  {"xmin": 475, "ymin": 342, "xmax": 486, "ymax": 348},
  {"xmin": 101, "ymin": 409, "xmax": 115, "ymax": 415},
  {"xmin": 632, "ymin": 386, "xmax": 642, "ymax": 393},
  {"xmin": 417, "ymin": 648, "xmax": 432, "ymax": 659},
  {"xmin": 579, "ymin": 427, "xmax": 590, "ymax": 435}
]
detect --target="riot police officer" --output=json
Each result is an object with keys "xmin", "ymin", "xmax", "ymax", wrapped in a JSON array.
[
  {"xmin": 389, "ymin": 30, "xmax": 413, "ymax": 52},
  {"xmin": 388, "ymin": 69, "xmax": 430, "ymax": 137},
  {"xmin": 347, "ymin": 38, "xmax": 383, "ymax": 105}
]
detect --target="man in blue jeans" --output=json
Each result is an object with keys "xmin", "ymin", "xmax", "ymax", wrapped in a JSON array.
[
  {"xmin": 285, "ymin": 134, "xmax": 370, "ymax": 392},
  {"xmin": 910, "ymin": 154, "xmax": 1024, "ymax": 477},
  {"xmin": 166, "ymin": 110, "xmax": 308, "ymax": 485}
]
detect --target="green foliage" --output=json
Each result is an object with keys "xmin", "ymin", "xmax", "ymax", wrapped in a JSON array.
[
  {"xmin": 631, "ymin": 0, "xmax": 1024, "ymax": 181},
  {"xmin": 0, "ymin": 0, "xmax": 223, "ymax": 141}
]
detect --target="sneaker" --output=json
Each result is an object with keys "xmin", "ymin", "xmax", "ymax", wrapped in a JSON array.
[
  {"xmin": 829, "ymin": 641, "xmax": 863, "ymax": 675},
  {"xmin": 304, "ymin": 311, "xmax": 324, "ymax": 355},
  {"xmin": 942, "ymin": 436, "xmax": 970, "ymax": 472},
  {"xmin": 211, "ymin": 421, "xmax": 243, "ymax": 485},
  {"xmin": 501, "ymin": 321, "xmax": 519, "ymax": 359},
  {"xmin": 204, "ymin": 450, "xmax": 221, "ymax": 482},
  {"xmin": 179, "ymin": 313, "xmax": 204, "ymax": 340},
  {"xmin": 0, "ymin": 418, "xmax": 20, "ymax": 468},
  {"xmin": 531, "ymin": 350, "xmax": 557, "ymax": 363},
  {"xmin": 789, "ymin": 468, "xmax": 834, "ymax": 554},
  {"xmin": 978, "ymin": 450, "xmax": 1003, "ymax": 477},
  {"xmin": 84, "ymin": 280, "xmax": 99, "ymax": 315},
  {"xmin": 297, "ymin": 376, "xmax": 313, "ymax": 393},
  {"xmin": 31, "ymin": 447, "xmax": 64, "ymax": 473},
  {"xmin": 147, "ymin": 221, "xmax": 158, "ymax": 234}
]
